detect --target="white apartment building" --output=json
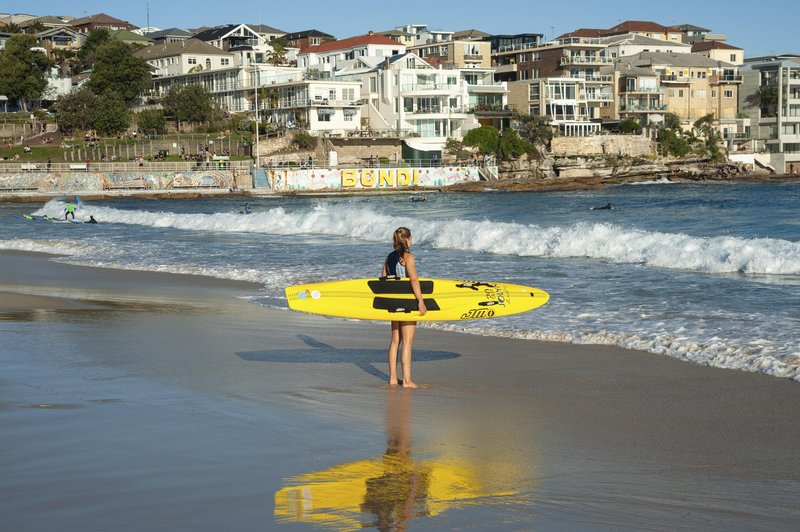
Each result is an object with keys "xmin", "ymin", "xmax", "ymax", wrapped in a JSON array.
[
  {"xmin": 346, "ymin": 52, "xmax": 505, "ymax": 148},
  {"xmin": 297, "ymin": 32, "xmax": 406, "ymax": 74},
  {"xmin": 741, "ymin": 55, "xmax": 800, "ymax": 173}
]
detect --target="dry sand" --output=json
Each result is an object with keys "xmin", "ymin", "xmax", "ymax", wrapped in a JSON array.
[{"xmin": 1, "ymin": 250, "xmax": 799, "ymax": 530}]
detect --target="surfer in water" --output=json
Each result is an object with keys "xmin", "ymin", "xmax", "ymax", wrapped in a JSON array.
[
  {"xmin": 64, "ymin": 202, "xmax": 76, "ymax": 220},
  {"xmin": 382, "ymin": 227, "xmax": 427, "ymax": 388},
  {"xmin": 590, "ymin": 203, "xmax": 613, "ymax": 211}
]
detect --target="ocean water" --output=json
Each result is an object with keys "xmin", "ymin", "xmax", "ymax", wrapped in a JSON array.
[{"xmin": 2, "ymin": 179, "xmax": 799, "ymax": 381}]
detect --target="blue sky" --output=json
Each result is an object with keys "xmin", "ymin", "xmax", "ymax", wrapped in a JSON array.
[{"xmin": 14, "ymin": 0, "xmax": 799, "ymax": 57}]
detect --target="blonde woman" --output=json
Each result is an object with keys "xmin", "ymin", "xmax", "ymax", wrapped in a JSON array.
[{"xmin": 381, "ymin": 227, "xmax": 427, "ymax": 388}]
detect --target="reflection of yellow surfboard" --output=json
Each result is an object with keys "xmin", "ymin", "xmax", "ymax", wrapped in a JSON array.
[
  {"xmin": 285, "ymin": 278, "xmax": 549, "ymax": 322},
  {"xmin": 274, "ymin": 455, "xmax": 518, "ymax": 529}
]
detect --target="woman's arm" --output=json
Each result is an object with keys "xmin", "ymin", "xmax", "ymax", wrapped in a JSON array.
[
  {"xmin": 381, "ymin": 260, "xmax": 388, "ymax": 277},
  {"xmin": 404, "ymin": 253, "xmax": 427, "ymax": 316}
]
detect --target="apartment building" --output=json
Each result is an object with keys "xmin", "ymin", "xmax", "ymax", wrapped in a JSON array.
[
  {"xmin": 145, "ymin": 28, "xmax": 193, "ymax": 45},
  {"xmin": 691, "ymin": 41, "xmax": 744, "ymax": 66},
  {"xmin": 408, "ymin": 38, "xmax": 492, "ymax": 69},
  {"xmin": 602, "ymin": 21, "xmax": 683, "ymax": 42},
  {"xmin": 283, "ymin": 30, "xmax": 335, "ymax": 50},
  {"xmin": 346, "ymin": 52, "xmax": 503, "ymax": 146},
  {"xmin": 69, "ymin": 13, "xmax": 134, "ymax": 34},
  {"xmin": 297, "ymin": 32, "xmax": 406, "ymax": 73},
  {"xmin": 669, "ymin": 24, "xmax": 711, "ymax": 44},
  {"xmin": 602, "ymin": 33, "xmax": 690, "ymax": 59},
  {"xmin": 740, "ymin": 54, "xmax": 800, "ymax": 173},
  {"xmin": 135, "ymin": 39, "xmax": 235, "ymax": 77},
  {"xmin": 616, "ymin": 52, "xmax": 741, "ymax": 127},
  {"xmin": 486, "ymin": 33, "xmax": 544, "ymax": 82}
]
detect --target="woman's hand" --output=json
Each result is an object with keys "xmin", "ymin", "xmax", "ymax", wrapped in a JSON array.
[{"xmin": 418, "ymin": 299, "xmax": 427, "ymax": 316}]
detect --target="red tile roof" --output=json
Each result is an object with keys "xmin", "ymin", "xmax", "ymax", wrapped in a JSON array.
[
  {"xmin": 691, "ymin": 41, "xmax": 742, "ymax": 52},
  {"xmin": 557, "ymin": 28, "xmax": 604, "ymax": 39},
  {"xmin": 300, "ymin": 32, "xmax": 402, "ymax": 54},
  {"xmin": 605, "ymin": 20, "xmax": 673, "ymax": 34}
]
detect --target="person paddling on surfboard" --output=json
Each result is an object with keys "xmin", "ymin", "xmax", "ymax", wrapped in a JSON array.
[{"xmin": 382, "ymin": 227, "xmax": 427, "ymax": 388}]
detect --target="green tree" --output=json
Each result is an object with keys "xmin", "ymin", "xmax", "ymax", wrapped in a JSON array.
[
  {"xmin": 693, "ymin": 114, "xmax": 724, "ymax": 161},
  {"xmin": 88, "ymin": 40, "xmax": 151, "ymax": 105},
  {"xmin": 53, "ymin": 87, "xmax": 98, "ymax": 133},
  {"xmin": 77, "ymin": 29, "xmax": 111, "ymax": 71},
  {"xmin": 161, "ymin": 83, "xmax": 214, "ymax": 130},
  {"xmin": 91, "ymin": 92, "xmax": 130, "ymax": 135},
  {"xmin": 755, "ymin": 86, "xmax": 779, "ymax": 118},
  {"xmin": 267, "ymin": 37, "xmax": 288, "ymax": 66},
  {"xmin": 136, "ymin": 109, "xmax": 166, "ymax": 135},
  {"xmin": 619, "ymin": 118, "xmax": 642, "ymax": 134},
  {"xmin": 497, "ymin": 129, "xmax": 535, "ymax": 161},
  {"xmin": 0, "ymin": 34, "xmax": 52, "ymax": 111},
  {"xmin": 513, "ymin": 113, "xmax": 553, "ymax": 154},
  {"xmin": 663, "ymin": 112, "xmax": 682, "ymax": 131},
  {"xmin": 444, "ymin": 137, "xmax": 463, "ymax": 156},
  {"xmin": 462, "ymin": 126, "xmax": 500, "ymax": 156}
]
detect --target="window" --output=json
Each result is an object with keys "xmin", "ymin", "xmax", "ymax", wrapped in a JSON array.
[
  {"xmin": 221, "ymin": 58, "xmax": 229, "ymax": 66},
  {"xmin": 317, "ymin": 109, "xmax": 332, "ymax": 121},
  {"xmin": 730, "ymin": 54, "xmax": 737, "ymax": 62},
  {"xmin": 678, "ymin": 89, "xmax": 684, "ymax": 97},
  {"xmin": 724, "ymin": 90, "xmax": 734, "ymax": 98},
  {"xmin": 669, "ymin": 89, "xmax": 675, "ymax": 97},
  {"xmin": 712, "ymin": 89, "xmax": 717, "ymax": 98},
  {"xmin": 205, "ymin": 59, "xmax": 211, "ymax": 70},
  {"xmin": 343, "ymin": 87, "xmax": 355, "ymax": 101},
  {"xmin": 696, "ymin": 89, "xmax": 706, "ymax": 98},
  {"xmin": 188, "ymin": 58, "xmax": 197, "ymax": 65},
  {"xmin": 329, "ymin": 89, "xmax": 336, "ymax": 101},
  {"xmin": 311, "ymin": 37, "xmax": 320, "ymax": 45}
]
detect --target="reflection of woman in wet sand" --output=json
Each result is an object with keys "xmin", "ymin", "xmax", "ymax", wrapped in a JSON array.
[
  {"xmin": 361, "ymin": 388, "xmax": 431, "ymax": 531},
  {"xmin": 382, "ymin": 227, "xmax": 427, "ymax": 388}
]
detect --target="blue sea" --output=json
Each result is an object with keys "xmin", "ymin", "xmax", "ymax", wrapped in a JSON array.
[{"xmin": 2, "ymin": 179, "xmax": 799, "ymax": 381}]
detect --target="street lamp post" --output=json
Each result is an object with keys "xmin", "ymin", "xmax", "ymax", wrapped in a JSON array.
[{"xmin": 253, "ymin": 64, "xmax": 260, "ymax": 169}]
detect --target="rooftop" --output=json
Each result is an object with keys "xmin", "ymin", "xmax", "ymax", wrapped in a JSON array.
[
  {"xmin": 300, "ymin": 32, "xmax": 402, "ymax": 54},
  {"xmin": 134, "ymin": 38, "xmax": 232, "ymax": 61}
]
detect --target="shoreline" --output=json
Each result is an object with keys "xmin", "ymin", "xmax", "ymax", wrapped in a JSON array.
[
  {"xmin": 1, "ymin": 173, "xmax": 797, "ymax": 202},
  {"xmin": 2, "ymin": 249, "xmax": 800, "ymax": 529}
]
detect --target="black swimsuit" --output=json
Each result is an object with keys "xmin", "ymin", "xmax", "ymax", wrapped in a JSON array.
[{"xmin": 385, "ymin": 250, "xmax": 407, "ymax": 278}]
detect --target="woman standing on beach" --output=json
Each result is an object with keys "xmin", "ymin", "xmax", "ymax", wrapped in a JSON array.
[{"xmin": 382, "ymin": 227, "xmax": 427, "ymax": 388}]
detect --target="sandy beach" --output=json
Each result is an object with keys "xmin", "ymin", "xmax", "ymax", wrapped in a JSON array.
[{"xmin": 1, "ymin": 250, "xmax": 799, "ymax": 530}]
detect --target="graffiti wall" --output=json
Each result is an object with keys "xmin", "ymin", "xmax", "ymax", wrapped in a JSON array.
[
  {"xmin": 267, "ymin": 166, "xmax": 481, "ymax": 191},
  {"xmin": 0, "ymin": 171, "xmax": 234, "ymax": 193}
]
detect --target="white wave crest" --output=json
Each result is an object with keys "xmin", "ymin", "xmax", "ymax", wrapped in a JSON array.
[
  {"xmin": 33, "ymin": 200, "xmax": 800, "ymax": 276},
  {"xmin": 0, "ymin": 238, "xmax": 89, "ymax": 256},
  {"xmin": 428, "ymin": 322, "xmax": 800, "ymax": 381}
]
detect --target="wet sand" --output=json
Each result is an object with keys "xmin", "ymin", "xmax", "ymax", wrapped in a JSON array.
[{"xmin": 1, "ymin": 250, "xmax": 799, "ymax": 530}]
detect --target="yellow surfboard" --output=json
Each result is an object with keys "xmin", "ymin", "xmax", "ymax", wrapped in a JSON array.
[{"xmin": 285, "ymin": 278, "xmax": 549, "ymax": 322}]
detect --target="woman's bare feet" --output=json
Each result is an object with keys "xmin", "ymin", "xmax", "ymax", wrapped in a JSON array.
[
  {"xmin": 389, "ymin": 379, "xmax": 399, "ymax": 386},
  {"xmin": 401, "ymin": 380, "xmax": 418, "ymax": 389}
]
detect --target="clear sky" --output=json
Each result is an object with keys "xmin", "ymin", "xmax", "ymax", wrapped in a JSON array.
[{"xmin": 12, "ymin": 0, "xmax": 800, "ymax": 57}]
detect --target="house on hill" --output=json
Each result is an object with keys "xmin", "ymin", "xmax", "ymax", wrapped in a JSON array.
[{"xmin": 69, "ymin": 13, "xmax": 135, "ymax": 34}]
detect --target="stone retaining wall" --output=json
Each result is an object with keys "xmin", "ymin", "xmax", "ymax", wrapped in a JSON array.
[{"xmin": 551, "ymin": 135, "xmax": 655, "ymax": 157}]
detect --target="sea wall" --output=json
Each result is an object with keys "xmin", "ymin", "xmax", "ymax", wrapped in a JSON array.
[
  {"xmin": 551, "ymin": 135, "xmax": 655, "ymax": 157},
  {"xmin": 0, "ymin": 170, "xmax": 236, "ymax": 193}
]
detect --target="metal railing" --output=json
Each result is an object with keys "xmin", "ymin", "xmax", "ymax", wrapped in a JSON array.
[
  {"xmin": 620, "ymin": 104, "xmax": 668, "ymax": 112},
  {"xmin": 560, "ymin": 56, "xmax": 613, "ymax": 65},
  {"xmin": 400, "ymin": 83, "xmax": 460, "ymax": 92},
  {"xmin": 0, "ymin": 160, "xmax": 251, "ymax": 174}
]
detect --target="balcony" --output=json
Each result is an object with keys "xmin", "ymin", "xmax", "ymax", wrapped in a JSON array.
[
  {"xmin": 560, "ymin": 55, "xmax": 613, "ymax": 66},
  {"xmin": 463, "ymin": 54, "xmax": 484, "ymax": 61},
  {"xmin": 620, "ymin": 104, "xmax": 668, "ymax": 112},
  {"xmin": 496, "ymin": 42, "xmax": 540, "ymax": 54},
  {"xmin": 621, "ymin": 87, "xmax": 665, "ymax": 94},
  {"xmin": 400, "ymin": 83, "xmax": 459, "ymax": 93},
  {"xmin": 560, "ymin": 73, "xmax": 613, "ymax": 83},
  {"xmin": 709, "ymin": 74, "xmax": 743, "ymax": 83},
  {"xmin": 660, "ymin": 74, "xmax": 693, "ymax": 83},
  {"xmin": 493, "ymin": 64, "xmax": 518, "ymax": 74},
  {"xmin": 580, "ymin": 91, "xmax": 614, "ymax": 101},
  {"xmin": 403, "ymin": 106, "xmax": 470, "ymax": 116}
]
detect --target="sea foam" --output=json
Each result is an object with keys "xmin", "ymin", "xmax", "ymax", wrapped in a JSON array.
[{"xmin": 35, "ymin": 200, "xmax": 800, "ymax": 277}]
